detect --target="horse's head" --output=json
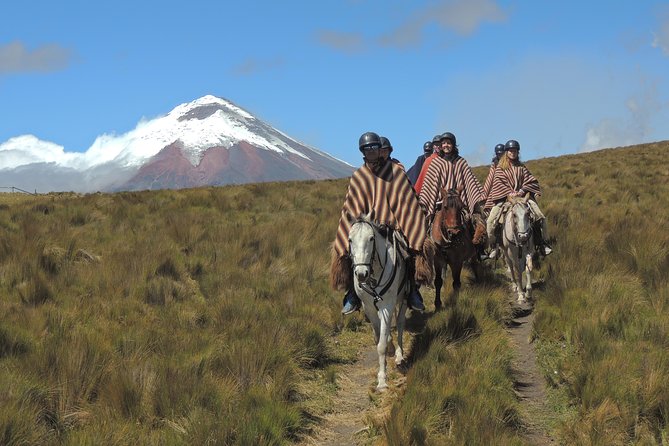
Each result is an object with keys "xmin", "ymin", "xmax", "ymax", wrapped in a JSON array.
[
  {"xmin": 508, "ymin": 194, "xmax": 532, "ymax": 243},
  {"xmin": 432, "ymin": 187, "xmax": 465, "ymax": 245},
  {"xmin": 348, "ymin": 216, "xmax": 377, "ymax": 283}
]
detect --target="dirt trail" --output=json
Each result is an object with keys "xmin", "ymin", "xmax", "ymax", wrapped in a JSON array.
[
  {"xmin": 508, "ymin": 303, "xmax": 555, "ymax": 445},
  {"xmin": 302, "ymin": 300, "xmax": 554, "ymax": 445},
  {"xmin": 302, "ymin": 325, "xmax": 412, "ymax": 446}
]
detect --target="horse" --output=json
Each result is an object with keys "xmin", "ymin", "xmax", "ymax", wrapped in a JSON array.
[
  {"xmin": 500, "ymin": 194, "xmax": 534, "ymax": 304},
  {"xmin": 348, "ymin": 215, "xmax": 408, "ymax": 391},
  {"xmin": 428, "ymin": 187, "xmax": 481, "ymax": 310}
]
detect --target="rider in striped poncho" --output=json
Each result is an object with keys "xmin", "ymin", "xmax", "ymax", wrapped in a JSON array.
[
  {"xmin": 483, "ymin": 143, "xmax": 506, "ymax": 199},
  {"xmin": 484, "ymin": 139, "xmax": 552, "ymax": 259},
  {"xmin": 416, "ymin": 132, "xmax": 486, "ymax": 221},
  {"xmin": 331, "ymin": 132, "xmax": 429, "ymax": 315}
]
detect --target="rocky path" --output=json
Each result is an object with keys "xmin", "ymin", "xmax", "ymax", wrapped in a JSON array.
[{"xmin": 508, "ymin": 303, "xmax": 555, "ymax": 445}]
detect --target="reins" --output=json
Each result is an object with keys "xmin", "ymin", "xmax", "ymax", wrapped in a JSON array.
[
  {"xmin": 350, "ymin": 220, "xmax": 405, "ymax": 310},
  {"xmin": 503, "ymin": 202, "xmax": 532, "ymax": 259}
]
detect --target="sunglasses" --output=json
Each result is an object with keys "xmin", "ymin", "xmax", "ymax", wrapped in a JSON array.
[{"xmin": 361, "ymin": 144, "xmax": 381, "ymax": 151}]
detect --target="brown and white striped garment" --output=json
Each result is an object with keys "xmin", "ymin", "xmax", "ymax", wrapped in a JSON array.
[
  {"xmin": 482, "ymin": 163, "xmax": 496, "ymax": 199},
  {"xmin": 333, "ymin": 161, "xmax": 427, "ymax": 258},
  {"xmin": 484, "ymin": 163, "xmax": 541, "ymax": 209},
  {"xmin": 417, "ymin": 155, "xmax": 485, "ymax": 218}
]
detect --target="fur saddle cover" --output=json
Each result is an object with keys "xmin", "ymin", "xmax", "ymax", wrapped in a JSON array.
[{"xmin": 329, "ymin": 232, "xmax": 434, "ymax": 291}]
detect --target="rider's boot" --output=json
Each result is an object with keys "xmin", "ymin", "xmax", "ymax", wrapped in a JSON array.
[
  {"xmin": 477, "ymin": 243, "xmax": 488, "ymax": 261},
  {"xmin": 487, "ymin": 233, "xmax": 498, "ymax": 260},
  {"xmin": 406, "ymin": 257, "xmax": 425, "ymax": 312},
  {"xmin": 341, "ymin": 289, "xmax": 361, "ymax": 315},
  {"xmin": 408, "ymin": 284, "xmax": 425, "ymax": 312},
  {"xmin": 535, "ymin": 219, "xmax": 553, "ymax": 257}
]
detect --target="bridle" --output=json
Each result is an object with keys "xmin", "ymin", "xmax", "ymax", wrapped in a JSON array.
[
  {"xmin": 504, "ymin": 201, "xmax": 532, "ymax": 257},
  {"xmin": 430, "ymin": 195, "xmax": 466, "ymax": 249},
  {"xmin": 349, "ymin": 219, "xmax": 404, "ymax": 309}
]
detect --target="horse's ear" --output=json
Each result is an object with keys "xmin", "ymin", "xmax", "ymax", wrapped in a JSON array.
[{"xmin": 522, "ymin": 193, "xmax": 531, "ymax": 203}]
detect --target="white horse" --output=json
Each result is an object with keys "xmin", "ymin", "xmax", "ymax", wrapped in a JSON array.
[
  {"xmin": 501, "ymin": 194, "xmax": 535, "ymax": 304},
  {"xmin": 348, "ymin": 216, "xmax": 408, "ymax": 391}
]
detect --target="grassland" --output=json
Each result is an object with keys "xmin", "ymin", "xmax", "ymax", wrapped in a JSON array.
[{"xmin": 1, "ymin": 140, "xmax": 668, "ymax": 445}]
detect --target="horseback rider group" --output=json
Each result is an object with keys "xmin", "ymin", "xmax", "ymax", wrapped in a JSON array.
[{"xmin": 331, "ymin": 131, "xmax": 552, "ymax": 315}]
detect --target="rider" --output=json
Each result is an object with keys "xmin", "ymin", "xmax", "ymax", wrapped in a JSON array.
[
  {"xmin": 331, "ymin": 132, "xmax": 429, "ymax": 314},
  {"xmin": 379, "ymin": 136, "xmax": 404, "ymax": 169},
  {"xmin": 417, "ymin": 132, "xmax": 486, "ymax": 226},
  {"xmin": 406, "ymin": 140, "xmax": 434, "ymax": 186},
  {"xmin": 485, "ymin": 139, "xmax": 553, "ymax": 259},
  {"xmin": 483, "ymin": 143, "xmax": 506, "ymax": 199}
]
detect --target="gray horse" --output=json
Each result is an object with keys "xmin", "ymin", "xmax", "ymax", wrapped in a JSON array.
[
  {"xmin": 348, "ymin": 215, "xmax": 408, "ymax": 391},
  {"xmin": 501, "ymin": 194, "xmax": 535, "ymax": 303}
]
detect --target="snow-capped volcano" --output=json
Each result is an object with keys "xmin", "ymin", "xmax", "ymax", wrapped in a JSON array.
[{"xmin": 0, "ymin": 95, "xmax": 354, "ymax": 192}]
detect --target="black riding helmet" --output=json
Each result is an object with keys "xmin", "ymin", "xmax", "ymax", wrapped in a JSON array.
[
  {"xmin": 359, "ymin": 132, "xmax": 382, "ymax": 152},
  {"xmin": 423, "ymin": 141, "xmax": 432, "ymax": 154},
  {"xmin": 441, "ymin": 132, "xmax": 457, "ymax": 146},
  {"xmin": 494, "ymin": 143, "xmax": 505, "ymax": 157},
  {"xmin": 505, "ymin": 139, "xmax": 520, "ymax": 151},
  {"xmin": 432, "ymin": 134, "xmax": 441, "ymax": 145},
  {"xmin": 380, "ymin": 136, "xmax": 393, "ymax": 153}
]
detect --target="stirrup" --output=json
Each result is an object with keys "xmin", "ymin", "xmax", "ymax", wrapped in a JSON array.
[
  {"xmin": 487, "ymin": 248, "xmax": 498, "ymax": 260},
  {"xmin": 341, "ymin": 291, "xmax": 361, "ymax": 315}
]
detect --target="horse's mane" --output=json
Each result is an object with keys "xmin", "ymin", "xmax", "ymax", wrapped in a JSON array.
[{"xmin": 444, "ymin": 189, "xmax": 463, "ymax": 211}]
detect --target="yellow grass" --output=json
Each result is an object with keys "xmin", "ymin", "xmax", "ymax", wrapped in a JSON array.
[{"xmin": 1, "ymin": 141, "xmax": 668, "ymax": 444}]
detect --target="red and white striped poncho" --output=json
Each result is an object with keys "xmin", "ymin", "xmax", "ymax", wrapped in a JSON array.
[
  {"xmin": 417, "ymin": 155, "xmax": 485, "ymax": 218},
  {"xmin": 333, "ymin": 161, "xmax": 427, "ymax": 258},
  {"xmin": 484, "ymin": 163, "xmax": 541, "ymax": 209},
  {"xmin": 483, "ymin": 163, "xmax": 496, "ymax": 199}
]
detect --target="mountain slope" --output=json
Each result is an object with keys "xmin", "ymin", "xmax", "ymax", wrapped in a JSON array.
[{"xmin": 0, "ymin": 95, "xmax": 354, "ymax": 192}]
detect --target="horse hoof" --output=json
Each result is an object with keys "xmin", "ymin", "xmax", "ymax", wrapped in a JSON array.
[{"xmin": 376, "ymin": 383, "xmax": 389, "ymax": 392}]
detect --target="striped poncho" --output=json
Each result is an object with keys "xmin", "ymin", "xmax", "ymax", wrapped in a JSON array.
[
  {"xmin": 484, "ymin": 162, "xmax": 541, "ymax": 209},
  {"xmin": 333, "ymin": 161, "xmax": 427, "ymax": 258},
  {"xmin": 417, "ymin": 155, "xmax": 485, "ymax": 218},
  {"xmin": 482, "ymin": 163, "xmax": 497, "ymax": 199}
]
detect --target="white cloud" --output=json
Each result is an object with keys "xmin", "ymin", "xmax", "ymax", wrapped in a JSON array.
[
  {"xmin": 580, "ymin": 81, "xmax": 663, "ymax": 152},
  {"xmin": 433, "ymin": 54, "xmax": 668, "ymax": 161},
  {"xmin": 380, "ymin": 0, "xmax": 507, "ymax": 48},
  {"xmin": 0, "ymin": 41, "xmax": 73, "ymax": 74},
  {"xmin": 651, "ymin": 7, "xmax": 669, "ymax": 56}
]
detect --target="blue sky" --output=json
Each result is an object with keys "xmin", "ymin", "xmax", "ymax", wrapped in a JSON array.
[{"xmin": 1, "ymin": 0, "xmax": 669, "ymax": 168}]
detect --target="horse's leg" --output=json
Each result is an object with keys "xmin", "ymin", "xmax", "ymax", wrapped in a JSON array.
[
  {"xmin": 395, "ymin": 299, "xmax": 406, "ymax": 366},
  {"xmin": 376, "ymin": 307, "xmax": 391, "ymax": 391},
  {"xmin": 434, "ymin": 257, "xmax": 444, "ymax": 311},
  {"xmin": 515, "ymin": 250, "xmax": 527, "ymax": 304},
  {"xmin": 524, "ymin": 251, "xmax": 533, "ymax": 300},
  {"xmin": 449, "ymin": 259, "xmax": 462, "ymax": 306}
]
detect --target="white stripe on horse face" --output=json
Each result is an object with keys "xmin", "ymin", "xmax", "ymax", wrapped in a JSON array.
[{"xmin": 349, "ymin": 222, "xmax": 375, "ymax": 280}]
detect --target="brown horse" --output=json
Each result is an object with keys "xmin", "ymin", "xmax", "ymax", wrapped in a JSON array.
[{"xmin": 427, "ymin": 187, "xmax": 482, "ymax": 310}]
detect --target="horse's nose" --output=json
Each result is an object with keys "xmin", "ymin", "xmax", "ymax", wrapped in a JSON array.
[
  {"xmin": 356, "ymin": 268, "xmax": 369, "ymax": 282},
  {"xmin": 518, "ymin": 232, "xmax": 529, "ymax": 242}
]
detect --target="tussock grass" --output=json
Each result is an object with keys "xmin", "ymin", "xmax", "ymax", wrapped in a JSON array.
[{"xmin": 1, "ymin": 141, "xmax": 668, "ymax": 444}]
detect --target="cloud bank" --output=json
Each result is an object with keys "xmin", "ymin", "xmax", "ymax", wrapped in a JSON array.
[{"xmin": 0, "ymin": 41, "xmax": 73, "ymax": 74}]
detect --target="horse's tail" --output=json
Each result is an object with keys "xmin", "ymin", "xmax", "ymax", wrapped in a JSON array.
[{"xmin": 330, "ymin": 245, "xmax": 352, "ymax": 291}]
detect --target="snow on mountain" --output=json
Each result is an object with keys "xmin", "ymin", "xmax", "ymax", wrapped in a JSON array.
[{"xmin": 0, "ymin": 95, "xmax": 354, "ymax": 192}]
